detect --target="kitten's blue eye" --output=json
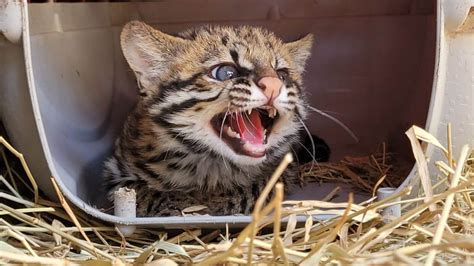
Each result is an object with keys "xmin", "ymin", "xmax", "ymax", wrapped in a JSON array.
[{"xmin": 211, "ymin": 65, "xmax": 239, "ymax": 81}]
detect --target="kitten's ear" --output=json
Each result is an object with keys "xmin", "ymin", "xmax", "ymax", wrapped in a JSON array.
[
  {"xmin": 121, "ymin": 21, "xmax": 188, "ymax": 90},
  {"xmin": 284, "ymin": 34, "xmax": 314, "ymax": 74}
]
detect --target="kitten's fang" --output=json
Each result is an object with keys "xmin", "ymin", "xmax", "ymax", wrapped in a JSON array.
[{"xmin": 226, "ymin": 126, "xmax": 240, "ymax": 139}]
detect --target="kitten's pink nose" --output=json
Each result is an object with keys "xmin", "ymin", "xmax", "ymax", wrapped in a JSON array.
[{"xmin": 257, "ymin": 76, "xmax": 282, "ymax": 104}]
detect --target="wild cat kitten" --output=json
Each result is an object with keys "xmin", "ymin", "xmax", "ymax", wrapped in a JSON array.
[{"xmin": 104, "ymin": 21, "xmax": 329, "ymax": 216}]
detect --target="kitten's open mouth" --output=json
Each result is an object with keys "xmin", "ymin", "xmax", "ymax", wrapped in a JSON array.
[{"xmin": 211, "ymin": 106, "xmax": 279, "ymax": 158}]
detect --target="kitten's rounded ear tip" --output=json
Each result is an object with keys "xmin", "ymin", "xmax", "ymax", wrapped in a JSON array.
[
  {"xmin": 121, "ymin": 21, "xmax": 151, "ymax": 48},
  {"xmin": 120, "ymin": 21, "xmax": 148, "ymax": 65},
  {"xmin": 302, "ymin": 33, "xmax": 315, "ymax": 43},
  {"xmin": 120, "ymin": 20, "xmax": 151, "ymax": 38},
  {"xmin": 288, "ymin": 33, "xmax": 315, "ymax": 47},
  {"xmin": 124, "ymin": 20, "xmax": 147, "ymax": 29}
]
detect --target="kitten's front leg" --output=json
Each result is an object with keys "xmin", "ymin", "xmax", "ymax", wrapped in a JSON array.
[
  {"xmin": 204, "ymin": 188, "xmax": 258, "ymax": 215},
  {"xmin": 134, "ymin": 164, "xmax": 302, "ymax": 217},
  {"xmin": 209, "ymin": 163, "xmax": 302, "ymax": 216},
  {"xmin": 137, "ymin": 188, "xmax": 259, "ymax": 216},
  {"xmin": 136, "ymin": 190, "xmax": 200, "ymax": 216}
]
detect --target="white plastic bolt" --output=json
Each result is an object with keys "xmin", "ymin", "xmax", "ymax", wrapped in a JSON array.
[
  {"xmin": 377, "ymin": 187, "xmax": 401, "ymax": 222},
  {"xmin": 114, "ymin": 187, "xmax": 137, "ymax": 237}
]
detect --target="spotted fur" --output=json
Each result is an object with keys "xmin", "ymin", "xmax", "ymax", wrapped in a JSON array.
[{"xmin": 104, "ymin": 21, "xmax": 316, "ymax": 216}]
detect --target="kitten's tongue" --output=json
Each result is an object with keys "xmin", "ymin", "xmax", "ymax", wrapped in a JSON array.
[{"xmin": 230, "ymin": 112, "xmax": 264, "ymax": 146}]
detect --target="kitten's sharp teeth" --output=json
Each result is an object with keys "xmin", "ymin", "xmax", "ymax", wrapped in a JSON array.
[
  {"xmin": 268, "ymin": 108, "xmax": 276, "ymax": 118},
  {"xmin": 226, "ymin": 126, "xmax": 240, "ymax": 139},
  {"xmin": 233, "ymin": 130, "xmax": 241, "ymax": 139},
  {"xmin": 247, "ymin": 109, "xmax": 252, "ymax": 115}
]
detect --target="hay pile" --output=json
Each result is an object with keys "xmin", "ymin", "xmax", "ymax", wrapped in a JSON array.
[
  {"xmin": 300, "ymin": 144, "xmax": 409, "ymax": 197},
  {"xmin": 0, "ymin": 125, "xmax": 473, "ymax": 265}
]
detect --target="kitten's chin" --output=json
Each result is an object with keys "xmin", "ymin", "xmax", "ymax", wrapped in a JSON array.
[{"xmin": 229, "ymin": 154, "xmax": 267, "ymax": 166}]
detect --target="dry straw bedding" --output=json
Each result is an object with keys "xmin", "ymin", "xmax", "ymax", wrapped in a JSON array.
[{"xmin": 0, "ymin": 125, "xmax": 473, "ymax": 265}]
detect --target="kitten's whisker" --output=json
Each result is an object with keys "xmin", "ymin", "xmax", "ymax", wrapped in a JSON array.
[
  {"xmin": 234, "ymin": 110, "xmax": 245, "ymax": 138},
  {"xmin": 313, "ymin": 109, "xmax": 343, "ymax": 116},
  {"xmin": 219, "ymin": 108, "xmax": 230, "ymax": 170},
  {"xmin": 304, "ymin": 104, "xmax": 359, "ymax": 143},
  {"xmin": 287, "ymin": 142, "xmax": 300, "ymax": 166},
  {"xmin": 241, "ymin": 109, "xmax": 258, "ymax": 139},
  {"xmin": 243, "ymin": 110, "xmax": 259, "ymax": 132},
  {"xmin": 297, "ymin": 117, "xmax": 316, "ymax": 173},
  {"xmin": 294, "ymin": 139, "xmax": 320, "ymax": 168}
]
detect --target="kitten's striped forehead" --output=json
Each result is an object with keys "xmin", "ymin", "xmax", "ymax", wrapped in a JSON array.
[{"xmin": 178, "ymin": 25, "xmax": 288, "ymax": 70}]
